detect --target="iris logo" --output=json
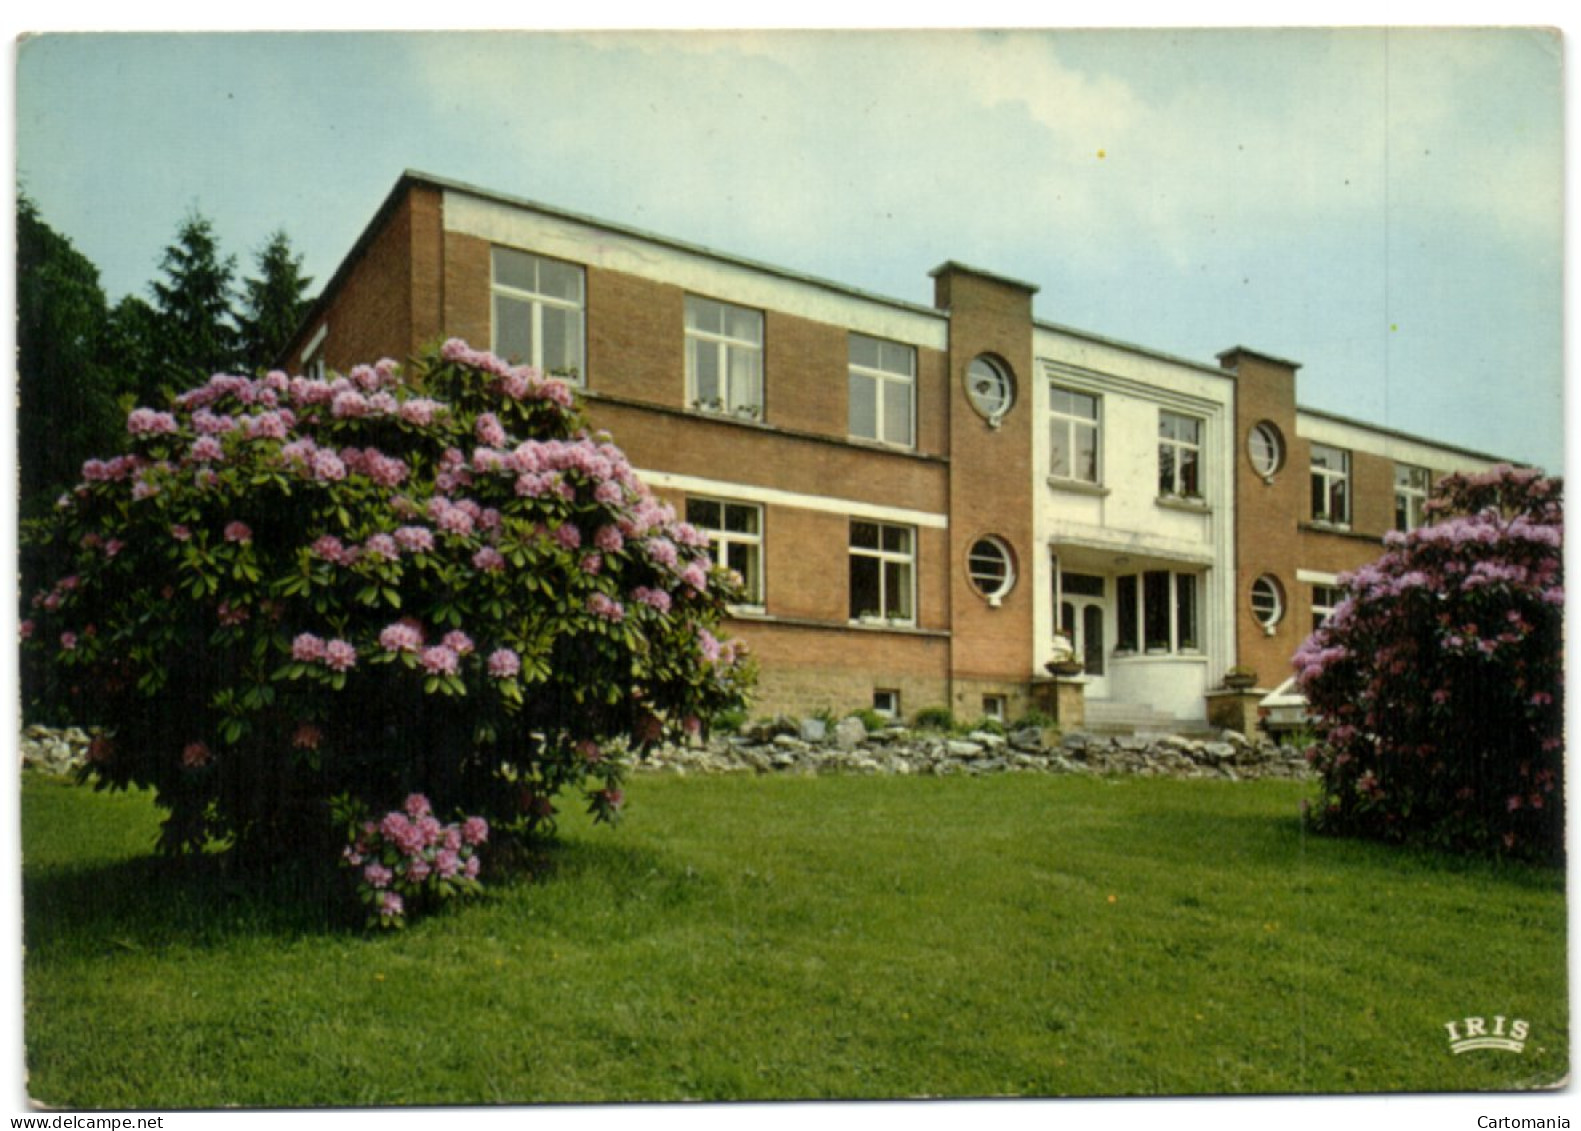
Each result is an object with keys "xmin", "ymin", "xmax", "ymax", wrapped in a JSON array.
[{"xmin": 1444, "ymin": 1015, "xmax": 1529, "ymax": 1054}]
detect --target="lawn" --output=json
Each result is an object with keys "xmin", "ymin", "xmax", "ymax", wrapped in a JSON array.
[{"xmin": 19, "ymin": 770, "xmax": 1568, "ymax": 1106}]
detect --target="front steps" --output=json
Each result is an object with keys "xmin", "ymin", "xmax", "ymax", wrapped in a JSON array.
[{"xmin": 1079, "ymin": 699, "xmax": 1218, "ymax": 738}]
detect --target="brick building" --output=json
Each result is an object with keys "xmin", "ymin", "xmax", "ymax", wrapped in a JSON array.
[{"xmin": 281, "ymin": 171, "xmax": 1506, "ymax": 730}]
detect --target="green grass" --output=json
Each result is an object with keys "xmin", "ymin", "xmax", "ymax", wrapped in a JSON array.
[{"xmin": 20, "ymin": 771, "xmax": 1567, "ymax": 1106}]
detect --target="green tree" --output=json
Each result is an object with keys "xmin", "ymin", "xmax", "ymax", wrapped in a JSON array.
[
  {"xmin": 150, "ymin": 210, "xmax": 239, "ymax": 389},
  {"xmin": 16, "ymin": 192, "xmax": 119, "ymax": 518},
  {"xmin": 102, "ymin": 294, "xmax": 167, "ymax": 408},
  {"xmin": 238, "ymin": 229, "xmax": 314, "ymax": 372}
]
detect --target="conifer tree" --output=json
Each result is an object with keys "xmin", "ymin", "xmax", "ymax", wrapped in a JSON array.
[
  {"xmin": 238, "ymin": 229, "xmax": 314, "ymax": 371},
  {"xmin": 149, "ymin": 210, "xmax": 239, "ymax": 389}
]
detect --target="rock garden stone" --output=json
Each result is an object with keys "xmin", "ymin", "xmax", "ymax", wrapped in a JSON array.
[{"xmin": 834, "ymin": 717, "xmax": 868, "ymax": 749}]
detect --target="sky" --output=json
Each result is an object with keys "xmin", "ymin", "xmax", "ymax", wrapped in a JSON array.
[{"xmin": 10, "ymin": 21, "xmax": 1568, "ymax": 472}]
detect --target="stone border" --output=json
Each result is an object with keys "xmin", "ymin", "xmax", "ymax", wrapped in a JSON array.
[
  {"xmin": 18, "ymin": 726, "xmax": 92, "ymax": 776},
  {"xmin": 19, "ymin": 722, "xmax": 1315, "ymax": 783},
  {"xmin": 636, "ymin": 719, "xmax": 1313, "ymax": 780}
]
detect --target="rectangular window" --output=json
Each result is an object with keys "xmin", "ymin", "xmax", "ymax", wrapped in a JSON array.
[
  {"xmin": 1175, "ymin": 572, "xmax": 1199, "ymax": 651},
  {"xmin": 1394, "ymin": 463, "xmax": 1432, "ymax": 532},
  {"xmin": 686, "ymin": 295, "xmax": 764, "ymax": 420},
  {"xmin": 848, "ymin": 334, "xmax": 915, "ymax": 447},
  {"xmin": 1116, "ymin": 575, "xmax": 1139, "ymax": 653},
  {"xmin": 491, "ymin": 247, "xmax": 585, "ymax": 381},
  {"xmin": 873, "ymin": 689, "xmax": 900, "ymax": 719},
  {"xmin": 1310, "ymin": 443, "xmax": 1352, "ymax": 525},
  {"xmin": 685, "ymin": 498, "xmax": 764, "ymax": 608},
  {"xmin": 300, "ymin": 323, "xmax": 328, "ymax": 379},
  {"xmin": 1115, "ymin": 570, "xmax": 1200, "ymax": 654},
  {"xmin": 849, "ymin": 520, "xmax": 915, "ymax": 624},
  {"xmin": 1143, "ymin": 571, "xmax": 1172, "ymax": 652},
  {"xmin": 1312, "ymin": 584, "xmax": 1344, "ymax": 633},
  {"xmin": 1050, "ymin": 386, "xmax": 1101, "ymax": 484},
  {"xmin": 982, "ymin": 695, "xmax": 1007, "ymax": 722},
  {"xmin": 1158, "ymin": 411, "xmax": 1203, "ymax": 498}
]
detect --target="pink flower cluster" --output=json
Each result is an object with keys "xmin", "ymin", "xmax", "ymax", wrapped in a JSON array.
[
  {"xmin": 399, "ymin": 397, "xmax": 445, "ymax": 427},
  {"xmin": 438, "ymin": 339, "xmax": 576, "ymax": 410},
  {"xmin": 189, "ymin": 435, "xmax": 226, "ymax": 463},
  {"xmin": 633, "ymin": 586, "xmax": 672, "ymax": 614},
  {"xmin": 487, "ymin": 648, "xmax": 521, "ymax": 678},
  {"xmin": 428, "ymin": 496, "xmax": 478, "ymax": 536},
  {"xmin": 292, "ymin": 632, "xmax": 358, "ymax": 672},
  {"xmin": 394, "ymin": 526, "xmax": 435, "ymax": 554},
  {"xmin": 342, "ymin": 793, "xmax": 488, "ymax": 928},
  {"xmin": 472, "ymin": 546, "xmax": 506, "ymax": 573},
  {"xmin": 421, "ymin": 645, "xmax": 460, "ymax": 676},
  {"xmin": 127, "ymin": 408, "xmax": 179, "ymax": 436},
  {"xmin": 378, "ymin": 619, "xmax": 425, "ymax": 654},
  {"xmin": 80, "ymin": 455, "xmax": 145, "ymax": 483},
  {"xmin": 588, "ymin": 592, "xmax": 625, "ymax": 622}
]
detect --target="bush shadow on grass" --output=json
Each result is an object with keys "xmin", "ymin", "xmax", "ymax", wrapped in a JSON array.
[
  {"xmin": 22, "ymin": 850, "xmax": 353, "ymax": 952},
  {"xmin": 21, "ymin": 829, "xmax": 697, "ymax": 954},
  {"xmin": 1193, "ymin": 801, "xmax": 1562, "ymax": 894}
]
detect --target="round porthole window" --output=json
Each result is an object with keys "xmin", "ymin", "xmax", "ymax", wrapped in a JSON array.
[
  {"xmin": 1250, "ymin": 575, "xmax": 1284, "ymax": 633},
  {"xmin": 966, "ymin": 356, "xmax": 1015, "ymax": 423},
  {"xmin": 967, "ymin": 536, "xmax": 1015, "ymax": 605},
  {"xmin": 1248, "ymin": 422, "xmax": 1285, "ymax": 478}
]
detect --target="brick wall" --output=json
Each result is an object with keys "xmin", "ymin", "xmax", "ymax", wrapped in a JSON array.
[
  {"xmin": 1223, "ymin": 348, "xmax": 1304, "ymax": 686},
  {"xmin": 278, "ymin": 182, "xmax": 448, "ymax": 373},
  {"xmin": 762, "ymin": 310, "xmax": 848, "ymax": 438},
  {"xmin": 586, "ymin": 268, "xmax": 686, "ymax": 407},
  {"xmin": 441, "ymin": 229, "xmax": 490, "ymax": 351},
  {"xmin": 586, "ymin": 399, "xmax": 949, "ymax": 517},
  {"xmin": 730, "ymin": 618, "xmax": 950, "ymax": 720},
  {"xmin": 935, "ymin": 265, "xmax": 1038, "ymax": 690},
  {"xmin": 1349, "ymin": 450, "xmax": 1395, "ymax": 536}
]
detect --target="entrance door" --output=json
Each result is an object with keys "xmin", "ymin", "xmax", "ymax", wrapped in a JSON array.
[{"xmin": 1059, "ymin": 572, "xmax": 1109, "ymax": 698}]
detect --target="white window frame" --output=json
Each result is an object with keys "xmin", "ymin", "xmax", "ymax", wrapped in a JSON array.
[
  {"xmin": 685, "ymin": 295, "xmax": 764, "ymax": 421},
  {"xmin": 300, "ymin": 322, "xmax": 328, "ymax": 379},
  {"xmin": 873, "ymin": 689, "xmax": 901, "ymax": 719},
  {"xmin": 848, "ymin": 333, "xmax": 916, "ymax": 448},
  {"xmin": 685, "ymin": 497, "xmax": 765, "ymax": 610},
  {"xmin": 966, "ymin": 536, "xmax": 1016, "ymax": 606},
  {"xmin": 1394, "ymin": 463, "xmax": 1432, "ymax": 532},
  {"xmin": 1248, "ymin": 421, "xmax": 1285, "ymax": 479},
  {"xmin": 1311, "ymin": 583, "xmax": 1344, "ymax": 633},
  {"xmin": 1310, "ymin": 443, "xmax": 1352, "ymax": 526},
  {"xmin": 490, "ymin": 247, "xmax": 586, "ymax": 382},
  {"xmin": 967, "ymin": 356, "xmax": 1015, "ymax": 423},
  {"xmin": 1251, "ymin": 575, "xmax": 1285, "ymax": 634},
  {"xmin": 1049, "ymin": 385, "xmax": 1101, "ymax": 485},
  {"xmin": 982, "ymin": 695, "xmax": 1007, "ymax": 723},
  {"xmin": 1158, "ymin": 411, "xmax": 1204, "ymax": 499},
  {"xmin": 1114, "ymin": 569, "xmax": 1201, "ymax": 655},
  {"xmin": 849, "ymin": 520, "xmax": 916, "ymax": 626}
]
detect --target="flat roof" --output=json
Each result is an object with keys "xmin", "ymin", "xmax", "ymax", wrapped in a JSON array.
[
  {"xmin": 412, "ymin": 170, "xmax": 949, "ymax": 323},
  {"xmin": 289, "ymin": 171, "xmax": 1516, "ymax": 468},
  {"xmin": 1296, "ymin": 404, "xmax": 1516, "ymax": 467}
]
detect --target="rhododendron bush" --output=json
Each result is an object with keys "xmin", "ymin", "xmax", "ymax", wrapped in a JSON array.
[
  {"xmin": 1294, "ymin": 465, "xmax": 1563, "ymax": 863},
  {"xmin": 21, "ymin": 341, "xmax": 753, "ymax": 889}
]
